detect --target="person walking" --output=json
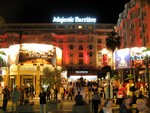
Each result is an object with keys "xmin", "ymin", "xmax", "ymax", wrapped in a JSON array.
[
  {"xmin": 2, "ymin": 85, "xmax": 10, "ymax": 112},
  {"xmin": 11, "ymin": 86, "xmax": 21, "ymax": 112},
  {"xmin": 92, "ymin": 89, "xmax": 101, "ymax": 113},
  {"xmin": 39, "ymin": 87, "xmax": 46, "ymax": 113}
]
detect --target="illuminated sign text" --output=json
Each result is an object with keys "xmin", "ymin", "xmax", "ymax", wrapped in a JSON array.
[{"xmin": 53, "ymin": 17, "xmax": 96, "ymax": 23}]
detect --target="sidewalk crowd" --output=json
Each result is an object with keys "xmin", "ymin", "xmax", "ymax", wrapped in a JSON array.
[{"xmin": 0, "ymin": 80, "xmax": 150, "ymax": 113}]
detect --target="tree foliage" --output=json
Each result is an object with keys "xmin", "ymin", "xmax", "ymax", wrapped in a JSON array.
[
  {"xmin": 41, "ymin": 67, "xmax": 63, "ymax": 88},
  {"xmin": 105, "ymin": 32, "xmax": 121, "ymax": 52}
]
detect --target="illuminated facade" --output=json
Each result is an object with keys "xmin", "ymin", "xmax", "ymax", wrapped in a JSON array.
[
  {"xmin": 116, "ymin": 0, "xmax": 150, "ymax": 48},
  {"xmin": 0, "ymin": 21, "xmax": 114, "ymax": 93}
]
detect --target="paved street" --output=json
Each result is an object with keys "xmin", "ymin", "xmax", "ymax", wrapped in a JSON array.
[{"xmin": 0, "ymin": 97, "xmax": 120, "ymax": 113}]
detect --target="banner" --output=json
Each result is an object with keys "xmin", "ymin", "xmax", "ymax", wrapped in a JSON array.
[{"xmin": 115, "ymin": 48, "xmax": 130, "ymax": 69}]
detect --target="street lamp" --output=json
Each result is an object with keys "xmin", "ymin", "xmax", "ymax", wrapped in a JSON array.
[{"xmin": 142, "ymin": 50, "xmax": 150, "ymax": 99}]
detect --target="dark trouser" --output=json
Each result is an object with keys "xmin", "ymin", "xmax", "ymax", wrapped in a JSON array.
[
  {"xmin": 2, "ymin": 98, "xmax": 8, "ymax": 111},
  {"xmin": 93, "ymin": 100, "xmax": 100, "ymax": 113}
]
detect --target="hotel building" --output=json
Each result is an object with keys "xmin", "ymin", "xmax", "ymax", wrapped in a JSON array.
[
  {"xmin": 116, "ymin": 0, "xmax": 150, "ymax": 48},
  {"xmin": 0, "ymin": 17, "xmax": 114, "ymax": 93},
  {"xmin": 116, "ymin": 0, "xmax": 150, "ymax": 83}
]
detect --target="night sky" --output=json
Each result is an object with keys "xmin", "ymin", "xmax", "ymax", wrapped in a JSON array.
[{"xmin": 0, "ymin": 0, "xmax": 130, "ymax": 24}]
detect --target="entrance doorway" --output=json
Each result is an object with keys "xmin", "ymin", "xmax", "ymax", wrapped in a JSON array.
[
  {"xmin": 21, "ymin": 75, "xmax": 34, "ymax": 87},
  {"xmin": 10, "ymin": 75, "xmax": 16, "ymax": 89}
]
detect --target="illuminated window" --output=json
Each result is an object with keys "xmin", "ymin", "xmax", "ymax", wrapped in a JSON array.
[
  {"xmin": 88, "ymin": 25, "xmax": 93, "ymax": 29},
  {"xmin": 79, "ymin": 52, "xmax": 83, "ymax": 57},
  {"xmin": 78, "ymin": 26, "xmax": 83, "ymax": 29},
  {"xmin": 79, "ymin": 45, "xmax": 83, "ymax": 50},
  {"xmin": 79, "ymin": 59, "xmax": 83, "ymax": 65}
]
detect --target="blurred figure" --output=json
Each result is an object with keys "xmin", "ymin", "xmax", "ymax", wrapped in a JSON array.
[
  {"xmin": 74, "ymin": 91, "xmax": 83, "ymax": 106},
  {"xmin": 39, "ymin": 87, "xmax": 46, "ymax": 113},
  {"xmin": 30, "ymin": 84, "xmax": 34, "ymax": 99},
  {"xmin": 138, "ymin": 91, "xmax": 144, "ymax": 99},
  {"xmin": 2, "ymin": 85, "xmax": 10, "ymax": 112},
  {"xmin": 132, "ymin": 92, "xmax": 137, "ymax": 104},
  {"xmin": 87, "ymin": 88, "xmax": 93, "ymax": 104},
  {"xmin": 11, "ymin": 87, "xmax": 21, "ymax": 112},
  {"xmin": 116, "ymin": 83, "xmax": 126, "ymax": 106},
  {"xmin": 0, "ymin": 83, "xmax": 3, "ymax": 100},
  {"xmin": 92, "ymin": 89, "xmax": 101, "ymax": 113},
  {"xmin": 119, "ymin": 95, "xmax": 132, "ymax": 113},
  {"xmin": 99, "ymin": 99, "xmax": 113, "ymax": 113},
  {"xmin": 136, "ymin": 98, "xmax": 147, "ymax": 113},
  {"xmin": 59, "ymin": 86, "xmax": 64, "ymax": 100}
]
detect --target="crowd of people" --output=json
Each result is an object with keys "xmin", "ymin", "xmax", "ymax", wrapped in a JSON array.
[
  {"xmin": 0, "ymin": 83, "xmax": 35, "ymax": 112},
  {"xmin": 0, "ymin": 79, "xmax": 150, "ymax": 113}
]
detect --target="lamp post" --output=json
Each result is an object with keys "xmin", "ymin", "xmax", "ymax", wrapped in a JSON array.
[{"xmin": 142, "ymin": 51, "xmax": 150, "ymax": 99}]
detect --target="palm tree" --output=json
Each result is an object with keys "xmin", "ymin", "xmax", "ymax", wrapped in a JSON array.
[
  {"xmin": 105, "ymin": 32, "xmax": 121, "ymax": 53},
  {"xmin": 105, "ymin": 32, "xmax": 121, "ymax": 77}
]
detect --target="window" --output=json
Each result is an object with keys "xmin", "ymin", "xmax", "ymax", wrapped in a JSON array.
[
  {"xmin": 59, "ymin": 45, "xmax": 63, "ymax": 50},
  {"xmin": 88, "ymin": 25, "xmax": 93, "ymax": 29},
  {"xmin": 70, "ymin": 61, "xmax": 73, "ymax": 65},
  {"xmin": 97, "ymin": 39, "xmax": 102, "ymax": 43},
  {"xmin": 98, "ymin": 53, "xmax": 102, "ymax": 57},
  {"xmin": 79, "ymin": 59, "xmax": 83, "ymax": 65},
  {"xmin": 69, "ymin": 53, "xmax": 74, "ymax": 57},
  {"xmin": 87, "ymin": 36, "xmax": 93, "ymax": 42},
  {"xmin": 68, "ymin": 44, "xmax": 74, "ymax": 49},
  {"xmin": 58, "ymin": 25, "xmax": 65, "ymax": 28},
  {"xmin": 88, "ymin": 52, "xmax": 93, "ymax": 57},
  {"xmin": 0, "ymin": 38, "xmax": 2, "ymax": 42},
  {"xmin": 69, "ymin": 25, "xmax": 75, "ymax": 29},
  {"xmin": 88, "ymin": 44, "xmax": 93, "ymax": 49},
  {"xmin": 59, "ymin": 39, "xmax": 63, "ymax": 43},
  {"xmin": 68, "ymin": 36, "xmax": 75, "ymax": 42},
  {"xmin": 79, "ymin": 45, "xmax": 83, "ymax": 50},
  {"xmin": 79, "ymin": 52, "xmax": 83, "ymax": 57},
  {"xmin": 79, "ymin": 38, "xmax": 83, "ymax": 43},
  {"xmin": 78, "ymin": 26, "xmax": 83, "ymax": 29}
]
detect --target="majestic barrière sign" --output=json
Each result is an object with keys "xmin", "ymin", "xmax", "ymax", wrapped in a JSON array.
[{"xmin": 53, "ymin": 17, "xmax": 96, "ymax": 23}]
